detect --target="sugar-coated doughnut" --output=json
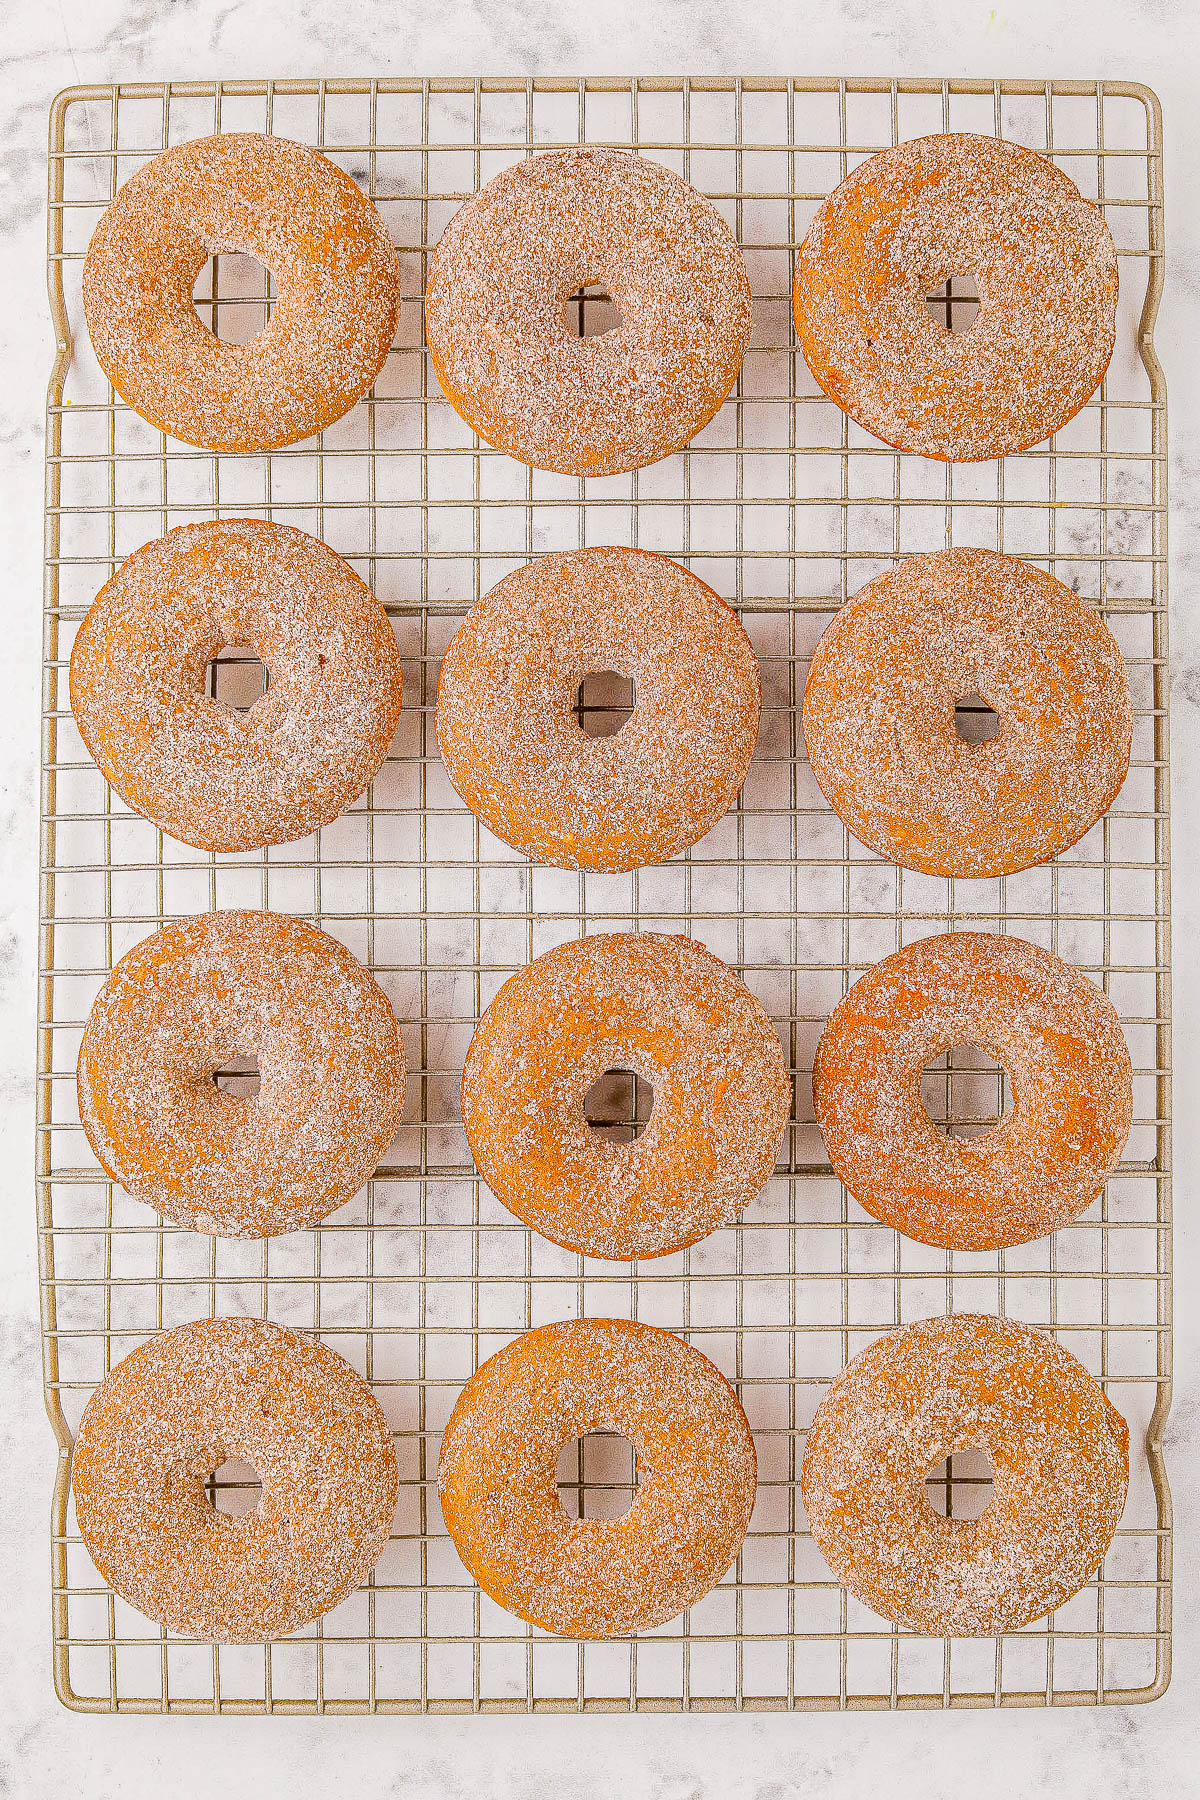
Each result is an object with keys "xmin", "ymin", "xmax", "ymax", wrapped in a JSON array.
[
  {"xmin": 793, "ymin": 133, "xmax": 1118, "ymax": 460},
  {"xmin": 70, "ymin": 519, "xmax": 404, "ymax": 854},
  {"xmin": 78, "ymin": 910, "xmax": 407, "ymax": 1237},
  {"xmin": 83, "ymin": 133, "xmax": 399, "ymax": 450},
  {"xmin": 73, "ymin": 1316, "xmax": 398, "ymax": 1640},
  {"xmin": 436, "ymin": 546, "xmax": 761, "ymax": 871},
  {"xmin": 802, "ymin": 547, "xmax": 1132, "ymax": 878},
  {"xmin": 812, "ymin": 931, "xmax": 1132, "ymax": 1251},
  {"xmin": 438, "ymin": 1318, "xmax": 756, "ymax": 1636},
  {"xmin": 801, "ymin": 1313, "xmax": 1129, "ymax": 1635},
  {"xmin": 425, "ymin": 147, "xmax": 752, "ymax": 475},
  {"xmin": 461, "ymin": 932, "xmax": 791, "ymax": 1260}
]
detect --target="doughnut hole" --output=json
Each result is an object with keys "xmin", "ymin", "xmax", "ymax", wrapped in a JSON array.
[
  {"xmin": 920, "ymin": 1044, "xmax": 1010, "ymax": 1140},
  {"xmin": 556, "ymin": 1430, "xmax": 639, "ymax": 1521},
  {"xmin": 584, "ymin": 1067, "xmax": 653, "ymax": 1144},
  {"xmin": 925, "ymin": 272, "xmax": 981, "ymax": 337},
  {"xmin": 564, "ymin": 282, "xmax": 625, "ymax": 339},
  {"xmin": 924, "ymin": 1447, "xmax": 995, "ymax": 1521},
  {"xmin": 208, "ymin": 644, "xmax": 269, "ymax": 713},
  {"xmin": 575, "ymin": 671, "xmax": 635, "ymax": 739},
  {"xmin": 953, "ymin": 691, "xmax": 1001, "ymax": 744},
  {"xmin": 192, "ymin": 250, "xmax": 277, "ymax": 345},
  {"xmin": 206, "ymin": 1456, "xmax": 263, "ymax": 1518},
  {"xmin": 212, "ymin": 1053, "xmax": 262, "ymax": 1099}
]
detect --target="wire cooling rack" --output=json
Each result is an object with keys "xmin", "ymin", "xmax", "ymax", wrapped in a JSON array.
[{"xmin": 39, "ymin": 76, "xmax": 1171, "ymax": 1713}]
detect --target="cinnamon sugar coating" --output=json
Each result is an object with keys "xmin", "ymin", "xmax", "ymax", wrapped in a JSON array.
[
  {"xmin": 70, "ymin": 519, "xmax": 404, "ymax": 854},
  {"xmin": 83, "ymin": 133, "xmax": 399, "ymax": 451},
  {"xmin": 801, "ymin": 1313, "xmax": 1129, "ymax": 1636},
  {"xmin": 436, "ymin": 546, "xmax": 761, "ymax": 871},
  {"xmin": 425, "ymin": 147, "xmax": 752, "ymax": 475},
  {"xmin": 73, "ymin": 1316, "xmax": 398, "ymax": 1641},
  {"xmin": 462, "ymin": 933, "xmax": 791, "ymax": 1260},
  {"xmin": 802, "ymin": 548, "xmax": 1132, "ymax": 878},
  {"xmin": 78, "ymin": 910, "xmax": 407, "ymax": 1238},
  {"xmin": 438, "ymin": 1318, "xmax": 757, "ymax": 1637},
  {"xmin": 812, "ymin": 931, "xmax": 1132, "ymax": 1251},
  {"xmin": 793, "ymin": 133, "xmax": 1118, "ymax": 460}
]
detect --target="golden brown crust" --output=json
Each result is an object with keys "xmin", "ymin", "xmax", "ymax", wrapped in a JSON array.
[
  {"xmin": 435, "ymin": 546, "xmax": 761, "ymax": 871},
  {"xmin": 438, "ymin": 1318, "xmax": 756, "ymax": 1637},
  {"xmin": 801, "ymin": 1314, "xmax": 1129, "ymax": 1635},
  {"xmin": 73, "ymin": 1316, "xmax": 399, "ymax": 1641},
  {"xmin": 812, "ymin": 932, "xmax": 1132, "ymax": 1251},
  {"xmin": 461, "ymin": 933, "xmax": 792, "ymax": 1260},
  {"xmin": 802, "ymin": 548, "xmax": 1132, "ymax": 878},
  {"xmin": 83, "ymin": 133, "xmax": 399, "ymax": 451},
  {"xmin": 70, "ymin": 519, "xmax": 404, "ymax": 854},
  {"xmin": 78, "ymin": 910, "xmax": 407, "ymax": 1238},
  {"xmin": 793, "ymin": 133, "xmax": 1118, "ymax": 460},
  {"xmin": 425, "ymin": 147, "xmax": 752, "ymax": 475}
]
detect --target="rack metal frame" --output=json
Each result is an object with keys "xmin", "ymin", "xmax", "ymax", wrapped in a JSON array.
[{"xmin": 39, "ymin": 76, "xmax": 1170, "ymax": 1713}]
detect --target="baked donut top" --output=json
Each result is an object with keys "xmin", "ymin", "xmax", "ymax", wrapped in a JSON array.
[
  {"xmin": 436, "ymin": 544, "xmax": 761, "ymax": 871},
  {"xmin": 425, "ymin": 147, "xmax": 753, "ymax": 474},
  {"xmin": 801, "ymin": 1312, "xmax": 1129, "ymax": 1636},
  {"xmin": 793, "ymin": 133, "xmax": 1118, "ymax": 460},
  {"xmin": 72, "ymin": 1315, "xmax": 398, "ymax": 1641},
  {"xmin": 812, "ymin": 930, "xmax": 1133, "ymax": 1251},
  {"xmin": 70, "ymin": 518, "xmax": 404, "ymax": 853},
  {"xmin": 438, "ymin": 1317, "xmax": 757, "ymax": 1637},
  {"xmin": 802, "ymin": 547, "xmax": 1132, "ymax": 878},
  {"xmin": 78, "ymin": 909, "xmax": 407, "ymax": 1237},
  {"xmin": 461, "ymin": 931, "xmax": 791, "ymax": 1259},
  {"xmin": 82, "ymin": 132, "xmax": 399, "ymax": 451}
]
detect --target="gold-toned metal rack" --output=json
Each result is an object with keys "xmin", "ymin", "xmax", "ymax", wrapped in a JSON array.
[{"xmin": 39, "ymin": 75, "xmax": 1170, "ymax": 1713}]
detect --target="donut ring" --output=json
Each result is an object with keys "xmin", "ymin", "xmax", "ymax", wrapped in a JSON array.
[
  {"xmin": 438, "ymin": 1318, "xmax": 756, "ymax": 1637},
  {"xmin": 793, "ymin": 133, "xmax": 1118, "ymax": 460},
  {"xmin": 802, "ymin": 548, "xmax": 1132, "ymax": 878},
  {"xmin": 425, "ymin": 147, "xmax": 752, "ymax": 475},
  {"xmin": 78, "ymin": 910, "xmax": 407, "ymax": 1238},
  {"xmin": 462, "ymin": 933, "xmax": 791, "ymax": 1260},
  {"xmin": 436, "ymin": 546, "xmax": 761, "ymax": 871},
  {"xmin": 70, "ymin": 519, "xmax": 404, "ymax": 854},
  {"xmin": 812, "ymin": 932, "xmax": 1132, "ymax": 1251},
  {"xmin": 73, "ymin": 1316, "xmax": 398, "ymax": 1640},
  {"xmin": 83, "ymin": 133, "xmax": 400, "ymax": 451},
  {"xmin": 801, "ymin": 1313, "xmax": 1129, "ymax": 1635}
]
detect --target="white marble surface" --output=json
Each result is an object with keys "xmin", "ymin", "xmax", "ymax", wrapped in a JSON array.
[{"xmin": 3, "ymin": 1, "xmax": 1199, "ymax": 1794}]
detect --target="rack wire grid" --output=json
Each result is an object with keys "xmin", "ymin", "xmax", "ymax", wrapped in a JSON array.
[{"xmin": 39, "ymin": 75, "xmax": 1171, "ymax": 1714}]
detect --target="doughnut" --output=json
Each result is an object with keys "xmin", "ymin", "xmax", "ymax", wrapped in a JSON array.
[
  {"xmin": 436, "ymin": 546, "xmax": 761, "ymax": 871},
  {"xmin": 802, "ymin": 547, "xmax": 1132, "ymax": 878},
  {"xmin": 438, "ymin": 1318, "xmax": 756, "ymax": 1636},
  {"xmin": 70, "ymin": 519, "xmax": 404, "ymax": 854},
  {"xmin": 72, "ymin": 1315, "xmax": 398, "ymax": 1640},
  {"xmin": 82, "ymin": 132, "xmax": 399, "ymax": 451},
  {"xmin": 812, "ymin": 931, "xmax": 1132, "ymax": 1251},
  {"xmin": 78, "ymin": 909, "xmax": 406, "ymax": 1238},
  {"xmin": 461, "ymin": 932, "xmax": 791, "ymax": 1259},
  {"xmin": 792, "ymin": 133, "xmax": 1118, "ymax": 460},
  {"xmin": 801, "ymin": 1313, "xmax": 1129, "ymax": 1635},
  {"xmin": 425, "ymin": 147, "xmax": 752, "ymax": 475}
]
